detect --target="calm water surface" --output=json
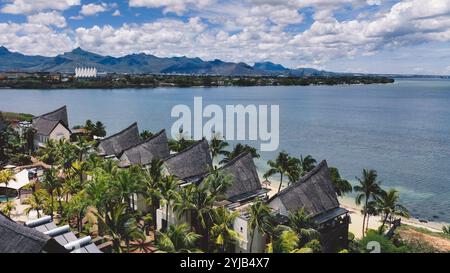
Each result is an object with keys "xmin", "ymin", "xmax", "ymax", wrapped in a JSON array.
[{"xmin": 1, "ymin": 79, "xmax": 449, "ymax": 222}]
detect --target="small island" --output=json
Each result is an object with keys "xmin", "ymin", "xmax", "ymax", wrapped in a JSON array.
[{"xmin": 0, "ymin": 73, "xmax": 395, "ymax": 89}]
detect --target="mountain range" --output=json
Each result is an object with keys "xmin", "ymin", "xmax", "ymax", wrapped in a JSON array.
[{"xmin": 0, "ymin": 46, "xmax": 336, "ymax": 76}]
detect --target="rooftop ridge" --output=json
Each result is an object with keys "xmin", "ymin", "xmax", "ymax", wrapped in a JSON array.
[
  {"xmin": 33, "ymin": 105, "xmax": 67, "ymax": 120},
  {"xmin": 219, "ymin": 151, "xmax": 251, "ymax": 170},
  {"xmin": 101, "ymin": 122, "xmax": 138, "ymax": 141},
  {"xmin": 164, "ymin": 138, "xmax": 208, "ymax": 160},
  {"xmin": 121, "ymin": 129, "xmax": 166, "ymax": 152},
  {"xmin": 269, "ymin": 160, "xmax": 328, "ymax": 200}
]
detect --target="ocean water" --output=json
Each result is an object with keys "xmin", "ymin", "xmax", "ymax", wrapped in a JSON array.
[{"xmin": 1, "ymin": 78, "xmax": 449, "ymax": 222}]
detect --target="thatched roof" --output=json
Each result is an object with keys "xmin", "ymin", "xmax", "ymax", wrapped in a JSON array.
[
  {"xmin": 268, "ymin": 160, "xmax": 340, "ymax": 218},
  {"xmin": 97, "ymin": 122, "xmax": 140, "ymax": 156},
  {"xmin": 118, "ymin": 129, "xmax": 170, "ymax": 167},
  {"xmin": 0, "ymin": 213, "xmax": 65, "ymax": 253},
  {"xmin": 220, "ymin": 152, "xmax": 264, "ymax": 202},
  {"xmin": 164, "ymin": 139, "xmax": 212, "ymax": 181},
  {"xmin": 32, "ymin": 106, "xmax": 70, "ymax": 136},
  {"xmin": 33, "ymin": 105, "xmax": 68, "ymax": 127}
]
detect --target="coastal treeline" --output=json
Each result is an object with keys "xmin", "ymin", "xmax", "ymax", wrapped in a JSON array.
[
  {"xmin": 0, "ymin": 74, "xmax": 395, "ymax": 89},
  {"xmin": 0, "ymin": 116, "xmax": 447, "ymax": 253}
]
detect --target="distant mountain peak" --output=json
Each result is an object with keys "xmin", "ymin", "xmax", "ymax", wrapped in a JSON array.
[
  {"xmin": 0, "ymin": 46, "xmax": 338, "ymax": 76},
  {"xmin": 0, "ymin": 46, "xmax": 11, "ymax": 55},
  {"xmin": 253, "ymin": 61, "xmax": 287, "ymax": 71}
]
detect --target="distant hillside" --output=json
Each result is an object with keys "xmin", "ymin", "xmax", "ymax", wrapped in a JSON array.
[{"xmin": 0, "ymin": 46, "xmax": 337, "ymax": 76}]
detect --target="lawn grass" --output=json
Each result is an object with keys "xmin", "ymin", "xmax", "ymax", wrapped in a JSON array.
[{"xmin": 1, "ymin": 111, "xmax": 34, "ymax": 122}]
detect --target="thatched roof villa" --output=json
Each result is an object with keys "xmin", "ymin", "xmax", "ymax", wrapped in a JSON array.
[
  {"xmin": 220, "ymin": 152, "xmax": 269, "ymax": 204},
  {"xmin": 163, "ymin": 139, "xmax": 212, "ymax": 184},
  {"xmin": 97, "ymin": 122, "xmax": 140, "ymax": 157},
  {"xmin": 32, "ymin": 106, "xmax": 71, "ymax": 148},
  {"xmin": 118, "ymin": 129, "xmax": 170, "ymax": 168},
  {"xmin": 268, "ymin": 160, "xmax": 350, "ymax": 252}
]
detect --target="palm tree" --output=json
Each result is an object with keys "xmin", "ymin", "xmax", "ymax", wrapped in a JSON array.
[
  {"xmin": 285, "ymin": 157, "xmax": 302, "ymax": 186},
  {"xmin": 95, "ymin": 202, "xmax": 144, "ymax": 253},
  {"xmin": 156, "ymin": 224, "xmax": 202, "ymax": 253},
  {"xmin": 173, "ymin": 183, "xmax": 215, "ymax": 251},
  {"xmin": 159, "ymin": 175, "xmax": 179, "ymax": 231},
  {"xmin": 22, "ymin": 126, "xmax": 35, "ymax": 154},
  {"xmin": 202, "ymin": 169, "xmax": 232, "ymax": 199},
  {"xmin": 0, "ymin": 200, "xmax": 15, "ymax": 218},
  {"xmin": 0, "ymin": 169, "xmax": 15, "ymax": 191},
  {"xmin": 287, "ymin": 208, "xmax": 320, "ymax": 247},
  {"xmin": 210, "ymin": 206, "xmax": 241, "ymax": 253},
  {"xmin": 65, "ymin": 191, "xmax": 89, "ymax": 233},
  {"xmin": 93, "ymin": 121, "xmax": 106, "ymax": 138},
  {"xmin": 24, "ymin": 190, "xmax": 47, "ymax": 218},
  {"xmin": 220, "ymin": 143, "xmax": 259, "ymax": 164},
  {"xmin": 375, "ymin": 189, "xmax": 409, "ymax": 233},
  {"xmin": 143, "ymin": 159, "xmax": 164, "ymax": 229},
  {"xmin": 57, "ymin": 141, "xmax": 77, "ymax": 173},
  {"xmin": 168, "ymin": 128, "xmax": 196, "ymax": 152},
  {"xmin": 264, "ymin": 152, "xmax": 299, "ymax": 193},
  {"xmin": 209, "ymin": 134, "xmax": 229, "ymax": 161},
  {"xmin": 266, "ymin": 226, "xmax": 300, "ymax": 253},
  {"xmin": 329, "ymin": 167, "xmax": 352, "ymax": 196},
  {"xmin": 41, "ymin": 168, "xmax": 60, "ymax": 219},
  {"xmin": 113, "ymin": 169, "xmax": 141, "ymax": 209},
  {"xmin": 38, "ymin": 139, "xmax": 58, "ymax": 165},
  {"xmin": 247, "ymin": 199, "xmax": 272, "ymax": 253},
  {"xmin": 140, "ymin": 130, "xmax": 153, "ymax": 140},
  {"xmin": 354, "ymin": 169, "xmax": 382, "ymax": 236},
  {"xmin": 71, "ymin": 160, "xmax": 89, "ymax": 188},
  {"xmin": 300, "ymin": 155, "xmax": 317, "ymax": 175}
]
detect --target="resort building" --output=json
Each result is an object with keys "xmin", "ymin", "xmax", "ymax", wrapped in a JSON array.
[
  {"xmin": 97, "ymin": 122, "xmax": 140, "ymax": 158},
  {"xmin": 0, "ymin": 212, "xmax": 66, "ymax": 253},
  {"xmin": 163, "ymin": 139, "xmax": 213, "ymax": 184},
  {"xmin": 75, "ymin": 67, "xmax": 97, "ymax": 78},
  {"xmin": 25, "ymin": 216, "xmax": 103, "ymax": 253},
  {"xmin": 32, "ymin": 106, "xmax": 71, "ymax": 149},
  {"xmin": 267, "ymin": 160, "xmax": 350, "ymax": 253},
  {"xmin": 156, "ymin": 140, "xmax": 213, "ymax": 229},
  {"xmin": 118, "ymin": 129, "xmax": 170, "ymax": 168},
  {"xmin": 218, "ymin": 152, "xmax": 270, "ymax": 253}
]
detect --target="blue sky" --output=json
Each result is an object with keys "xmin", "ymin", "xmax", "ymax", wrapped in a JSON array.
[{"xmin": 1, "ymin": 0, "xmax": 450, "ymax": 75}]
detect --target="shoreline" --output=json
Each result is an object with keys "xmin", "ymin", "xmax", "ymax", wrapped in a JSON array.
[{"xmin": 257, "ymin": 171, "xmax": 447, "ymax": 238}]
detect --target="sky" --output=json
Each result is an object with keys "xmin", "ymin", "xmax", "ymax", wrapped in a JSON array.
[{"xmin": 1, "ymin": 0, "xmax": 450, "ymax": 75}]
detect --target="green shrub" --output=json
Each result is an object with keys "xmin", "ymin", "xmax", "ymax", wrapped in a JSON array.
[{"xmin": 359, "ymin": 230, "xmax": 408, "ymax": 253}]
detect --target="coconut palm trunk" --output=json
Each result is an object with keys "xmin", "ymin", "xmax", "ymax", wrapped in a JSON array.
[
  {"xmin": 362, "ymin": 198, "xmax": 368, "ymax": 236},
  {"xmin": 277, "ymin": 173, "xmax": 283, "ymax": 193}
]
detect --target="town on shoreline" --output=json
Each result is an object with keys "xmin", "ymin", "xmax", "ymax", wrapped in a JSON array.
[
  {"xmin": 0, "ymin": 72, "xmax": 395, "ymax": 89},
  {"xmin": 1, "ymin": 106, "xmax": 449, "ymax": 253}
]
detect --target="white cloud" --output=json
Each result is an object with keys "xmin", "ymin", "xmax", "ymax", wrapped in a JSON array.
[
  {"xmin": 80, "ymin": 3, "xmax": 110, "ymax": 16},
  {"xmin": 1, "ymin": 0, "xmax": 450, "ymax": 73},
  {"xmin": 27, "ymin": 11, "xmax": 67, "ymax": 28},
  {"xmin": 75, "ymin": 17, "xmax": 207, "ymax": 56},
  {"xmin": 0, "ymin": 22, "xmax": 73, "ymax": 56},
  {"xmin": 1, "ymin": 0, "xmax": 80, "ymax": 14},
  {"xmin": 129, "ymin": 0, "xmax": 213, "ymax": 15},
  {"xmin": 112, "ymin": 9, "xmax": 121, "ymax": 16}
]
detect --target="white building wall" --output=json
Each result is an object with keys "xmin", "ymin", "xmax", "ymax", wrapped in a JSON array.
[
  {"xmin": 75, "ymin": 67, "xmax": 97, "ymax": 78},
  {"xmin": 156, "ymin": 205, "xmax": 189, "ymax": 230},
  {"xmin": 268, "ymin": 197, "xmax": 288, "ymax": 215},
  {"xmin": 234, "ymin": 216, "xmax": 266, "ymax": 253},
  {"xmin": 49, "ymin": 123, "xmax": 71, "ymax": 141}
]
